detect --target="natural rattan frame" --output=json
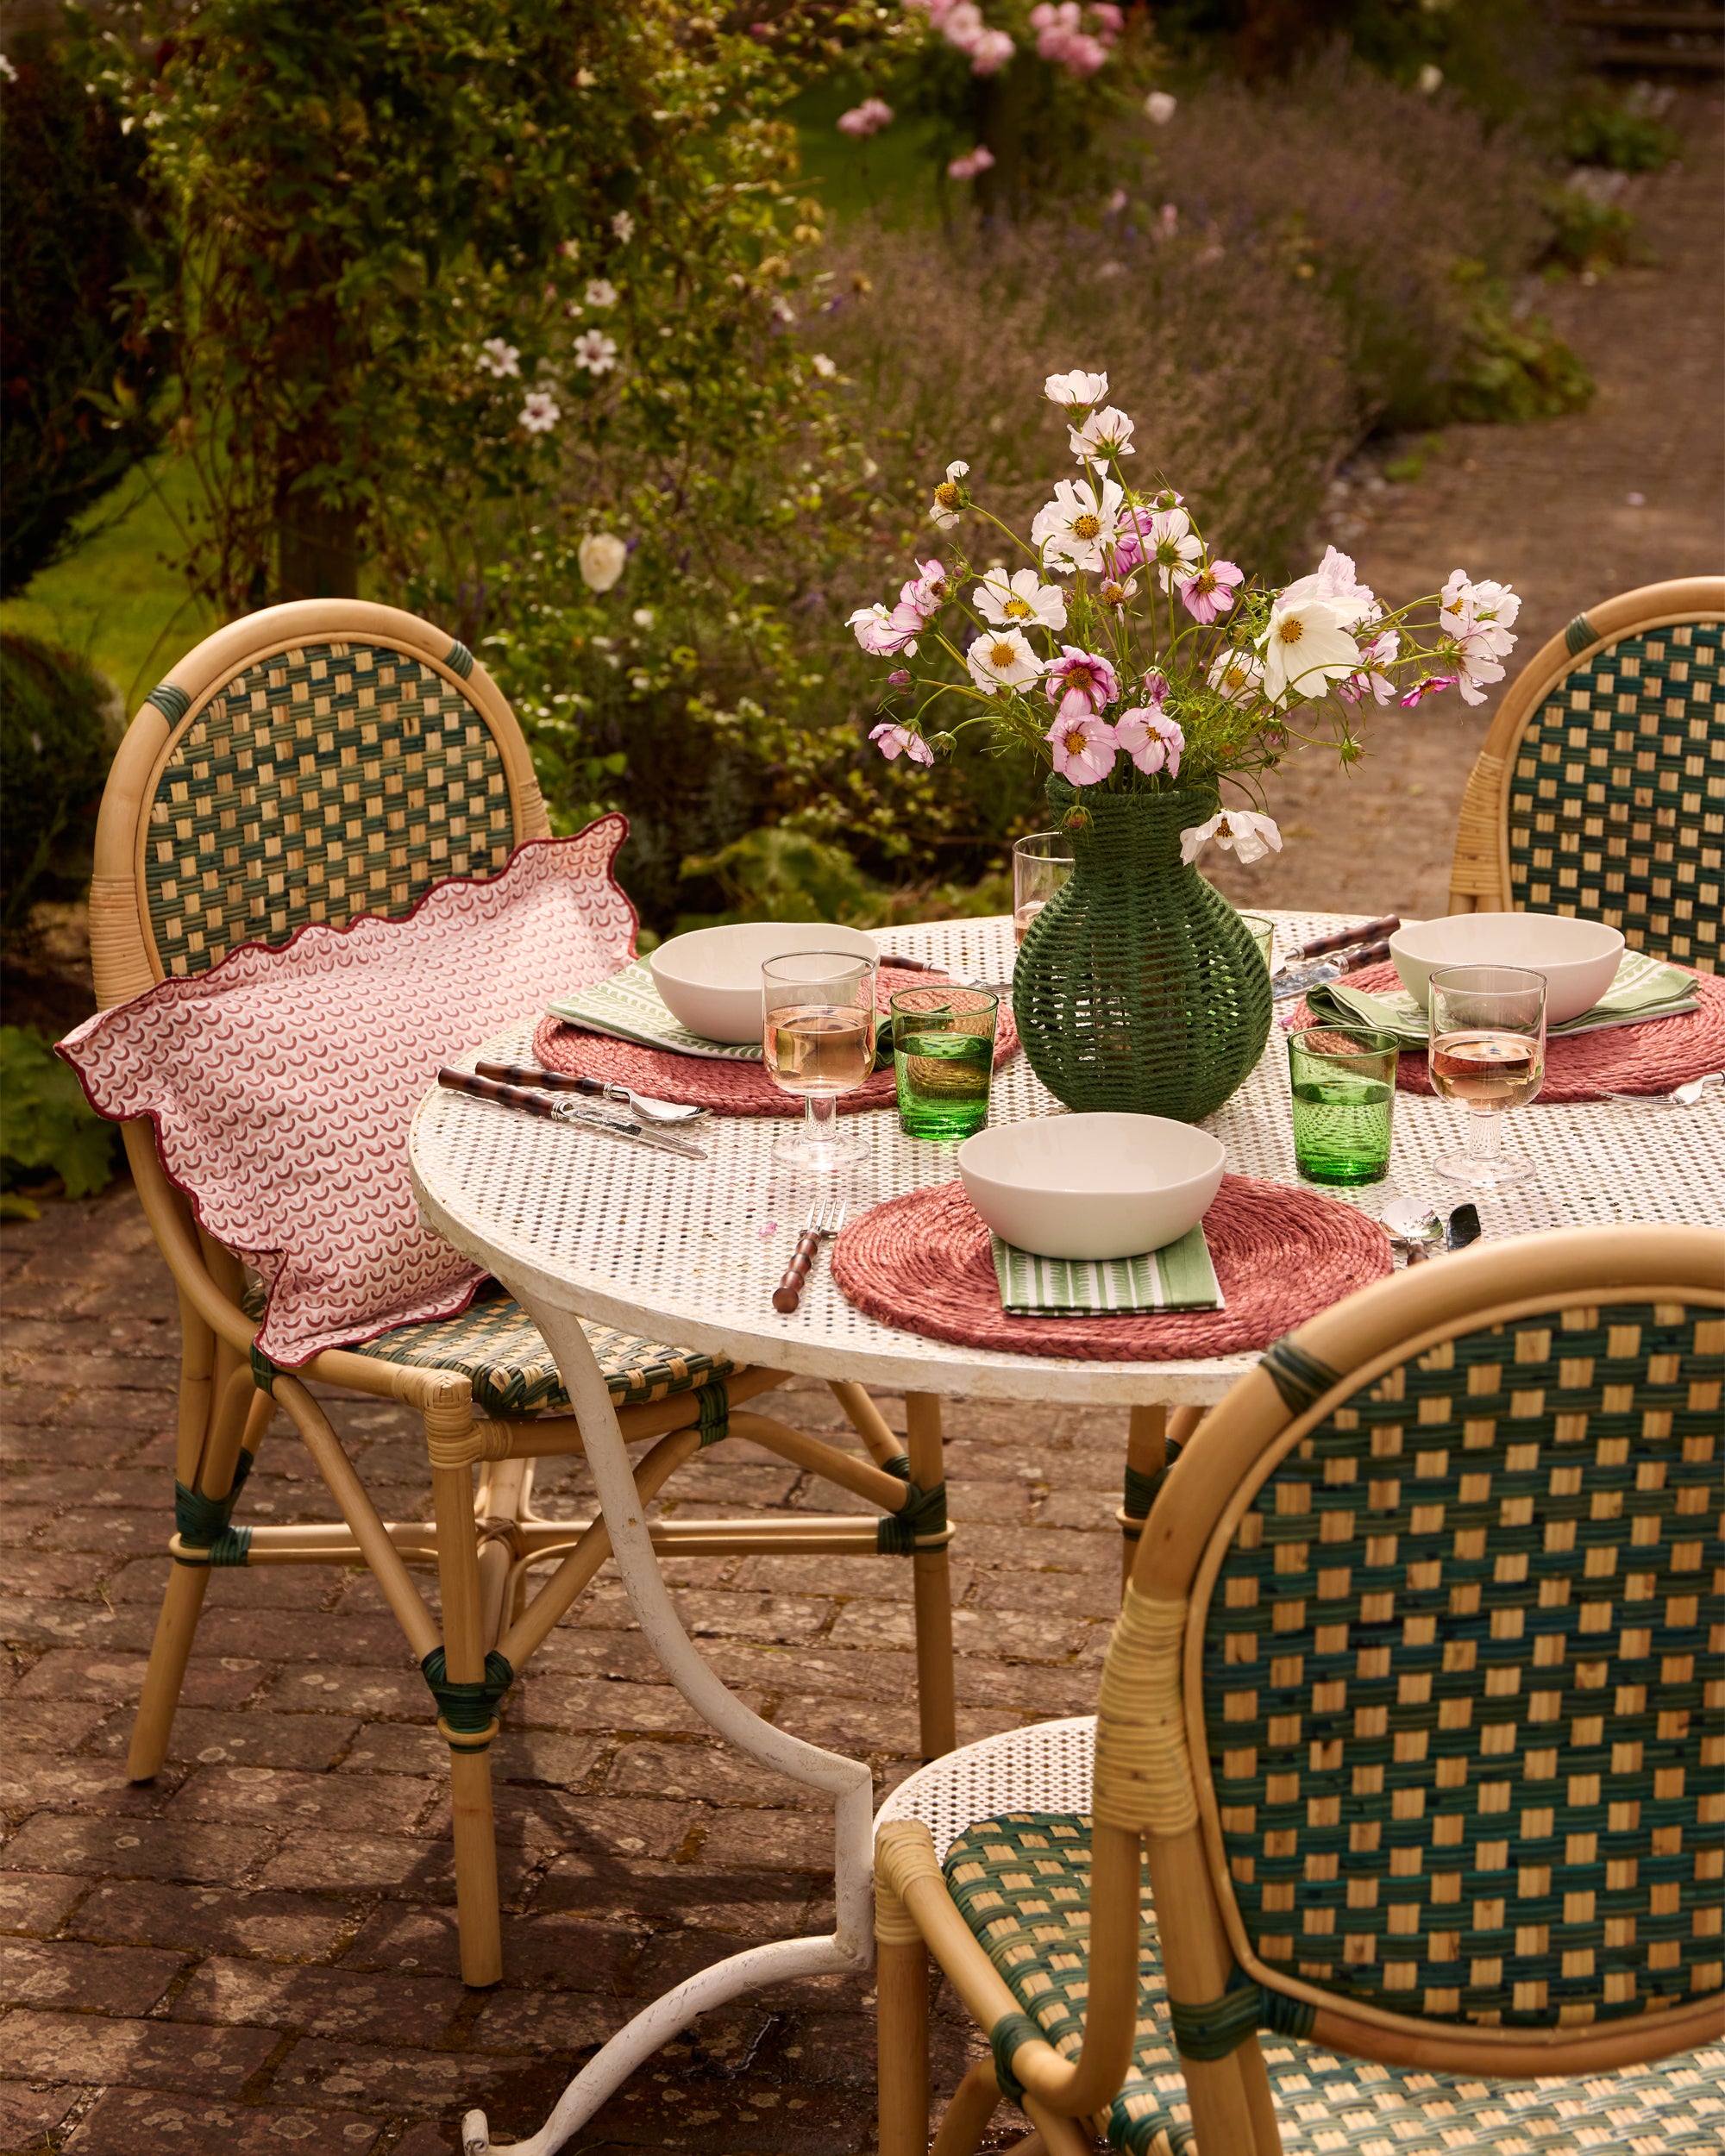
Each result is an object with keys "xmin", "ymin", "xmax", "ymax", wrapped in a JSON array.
[
  {"xmin": 90, "ymin": 599, "xmax": 958, "ymax": 1990},
  {"xmin": 872, "ymin": 1223, "xmax": 1725, "ymax": 2153},
  {"xmin": 1447, "ymin": 575, "xmax": 1725, "ymax": 963}
]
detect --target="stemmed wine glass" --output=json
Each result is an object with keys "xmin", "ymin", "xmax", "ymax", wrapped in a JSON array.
[
  {"xmin": 1427, "ymin": 963, "xmax": 1547, "ymax": 1189},
  {"xmin": 762, "ymin": 951, "xmax": 878, "ymax": 1172}
]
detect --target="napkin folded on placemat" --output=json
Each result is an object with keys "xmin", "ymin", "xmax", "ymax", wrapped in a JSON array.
[
  {"xmin": 549, "ymin": 962, "xmax": 763, "ymax": 1062},
  {"xmin": 1307, "ymin": 948, "xmax": 1698, "ymax": 1045},
  {"xmin": 991, "ymin": 1225, "xmax": 1224, "ymax": 1317}
]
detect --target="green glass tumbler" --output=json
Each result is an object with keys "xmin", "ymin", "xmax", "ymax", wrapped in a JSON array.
[
  {"xmin": 1287, "ymin": 1025, "xmax": 1399, "ymax": 1187},
  {"xmin": 891, "ymin": 985, "xmax": 999, "ymax": 1141}
]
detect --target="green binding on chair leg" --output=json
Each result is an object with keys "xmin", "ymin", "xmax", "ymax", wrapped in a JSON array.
[
  {"xmin": 248, "ymin": 1342, "xmax": 278, "ymax": 1396},
  {"xmin": 1121, "ymin": 1440, "xmax": 1184, "ymax": 1525},
  {"xmin": 1170, "ymin": 1969, "xmax": 1315, "ymax": 2059},
  {"xmin": 421, "ymin": 1646, "xmax": 515, "ymax": 1752},
  {"xmin": 877, "ymin": 1476, "xmax": 947, "ymax": 1554},
  {"xmin": 696, "ymin": 1382, "xmax": 729, "ymax": 1448},
  {"xmin": 988, "ymin": 2011, "xmax": 1043, "ymax": 2105},
  {"xmin": 172, "ymin": 1448, "xmax": 256, "ymax": 1566}
]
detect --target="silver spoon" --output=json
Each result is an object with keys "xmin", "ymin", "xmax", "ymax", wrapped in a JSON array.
[
  {"xmin": 1595, "ymin": 1072, "xmax": 1723, "ymax": 1108},
  {"xmin": 1381, "ymin": 1195, "xmax": 1444, "ymax": 1263}
]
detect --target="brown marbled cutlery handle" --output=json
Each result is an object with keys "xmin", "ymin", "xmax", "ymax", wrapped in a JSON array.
[
  {"xmin": 475, "ymin": 1059, "xmax": 600, "ymax": 1097},
  {"xmin": 437, "ymin": 1069, "xmax": 564, "ymax": 1118},
  {"xmin": 1334, "ymin": 938, "xmax": 1393, "ymax": 975},
  {"xmin": 773, "ymin": 1229, "xmax": 825, "ymax": 1313},
  {"xmin": 1293, "ymin": 914, "xmax": 1401, "ymax": 959}
]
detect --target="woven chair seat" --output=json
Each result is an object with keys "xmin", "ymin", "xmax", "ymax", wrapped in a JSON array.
[
  {"xmin": 938, "ymin": 1805, "xmax": 1725, "ymax": 2155},
  {"xmin": 348, "ymin": 1283, "xmax": 732, "ymax": 1416}
]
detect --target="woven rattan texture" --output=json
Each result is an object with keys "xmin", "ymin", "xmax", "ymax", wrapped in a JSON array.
[
  {"xmin": 1290, "ymin": 961, "xmax": 1725, "ymax": 1103},
  {"xmin": 1204, "ymin": 1297, "xmax": 1724, "ymax": 2031},
  {"xmin": 1506, "ymin": 620, "xmax": 1722, "ymax": 975},
  {"xmin": 348, "ymin": 1282, "xmax": 731, "ymax": 1415},
  {"xmin": 144, "ymin": 641, "xmax": 514, "ymax": 975},
  {"xmin": 530, "ymin": 965, "xmax": 1019, "ymax": 1119},
  {"xmin": 940, "ymin": 1811, "xmax": 1725, "ymax": 2154},
  {"xmin": 830, "ymin": 1175, "xmax": 1390, "ymax": 1361}
]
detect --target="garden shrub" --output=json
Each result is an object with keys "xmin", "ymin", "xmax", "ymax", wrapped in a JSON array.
[
  {"xmin": 0, "ymin": 634, "xmax": 118, "ymax": 936},
  {"xmin": 1561, "ymin": 82, "xmax": 1682, "ymax": 173},
  {"xmin": 0, "ymin": 1026, "xmax": 120, "ymax": 1214},
  {"xmin": 0, "ymin": 33, "xmax": 172, "ymax": 599}
]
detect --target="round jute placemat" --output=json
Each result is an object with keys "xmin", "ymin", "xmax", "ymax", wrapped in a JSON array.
[
  {"xmin": 831, "ymin": 1174, "xmax": 1391, "ymax": 1360},
  {"xmin": 531, "ymin": 965, "xmax": 1019, "ymax": 1119},
  {"xmin": 1289, "ymin": 960, "xmax": 1725, "ymax": 1104}
]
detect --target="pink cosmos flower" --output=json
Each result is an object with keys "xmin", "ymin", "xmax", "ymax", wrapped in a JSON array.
[
  {"xmin": 1339, "ymin": 627, "xmax": 1401, "ymax": 706},
  {"xmin": 1045, "ymin": 711, "xmax": 1118, "ymax": 787},
  {"xmin": 1139, "ymin": 668, "xmax": 1170, "ymax": 707},
  {"xmin": 848, "ymin": 603, "xmax": 919, "ymax": 659},
  {"xmin": 1057, "ymin": 30, "xmax": 1109, "ymax": 73},
  {"xmin": 1399, "ymin": 674, "xmax": 1454, "ymax": 707},
  {"xmin": 1109, "ymin": 504, "xmax": 1154, "ymax": 577},
  {"xmin": 1044, "ymin": 646, "xmax": 1121, "ymax": 714},
  {"xmin": 871, "ymin": 722, "xmax": 935, "ymax": 766},
  {"xmin": 837, "ymin": 97, "xmax": 895, "ymax": 138},
  {"xmin": 887, "ymin": 668, "xmax": 913, "ymax": 689},
  {"xmin": 947, "ymin": 145, "xmax": 997, "ymax": 181},
  {"xmin": 1114, "ymin": 706, "xmax": 1184, "ymax": 778},
  {"xmin": 1179, "ymin": 558, "xmax": 1244, "ymax": 624},
  {"xmin": 905, "ymin": 559, "xmax": 950, "ymax": 615}
]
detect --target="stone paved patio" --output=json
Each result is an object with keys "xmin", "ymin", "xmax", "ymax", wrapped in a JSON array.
[{"xmin": 1, "ymin": 1184, "xmax": 1123, "ymax": 2153}]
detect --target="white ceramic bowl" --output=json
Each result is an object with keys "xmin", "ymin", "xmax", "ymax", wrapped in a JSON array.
[
  {"xmin": 1389, "ymin": 912, "xmax": 1624, "ymax": 1026},
  {"xmin": 649, "ymin": 922, "xmax": 879, "ymax": 1044},
  {"xmin": 957, "ymin": 1113, "xmax": 1226, "ymax": 1262}
]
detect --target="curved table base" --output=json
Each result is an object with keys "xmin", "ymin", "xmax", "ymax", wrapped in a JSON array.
[{"xmin": 459, "ymin": 1285, "xmax": 876, "ymax": 2156}]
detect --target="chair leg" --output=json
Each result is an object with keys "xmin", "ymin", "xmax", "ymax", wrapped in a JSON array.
[
  {"xmin": 430, "ymin": 1441, "xmax": 504, "ymax": 1989},
  {"xmin": 930, "ymin": 2059, "xmax": 1004, "ymax": 2156},
  {"xmin": 905, "ymin": 1392, "xmax": 957, "ymax": 1759},
  {"xmin": 876, "ymin": 1880, "xmax": 931, "ymax": 2156}
]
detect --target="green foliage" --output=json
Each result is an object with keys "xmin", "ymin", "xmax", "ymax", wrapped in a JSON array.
[
  {"xmin": 1562, "ymin": 84, "xmax": 1682, "ymax": 173},
  {"xmin": 0, "ymin": 633, "xmax": 117, "ymax": 935},
  {"xmin": 676, "ymin": 824, "xmax": 1012, "ymax": 933},
  {"xmin": 0, "ymin": 1026, "xmax": 120, "ymax": 1211},
  {"xmin": 1540, "ymin": 178, "xmax": 1637, "ymax": 275},
  {"xmin": 0, "ymin": 33, "xmax": 172, "ymax": 599},
  {"xmin": 1448, "ymin": 271, "xmax": 1594, "ymax": 424}
]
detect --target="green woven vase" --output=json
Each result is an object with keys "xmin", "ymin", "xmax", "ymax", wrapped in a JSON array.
[{"xmin": 1013, "ymin": 779, "xmax": 1273, "ymax": 1122}]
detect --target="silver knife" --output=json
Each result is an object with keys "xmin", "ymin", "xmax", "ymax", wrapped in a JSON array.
[
  {"xmin": 555, "ymin": 1102, "xmax": 709, "ymax": 1160},
  {"xmin": 1272, "ymin": 937, "xmax": 1394, "ymax": 1001}
]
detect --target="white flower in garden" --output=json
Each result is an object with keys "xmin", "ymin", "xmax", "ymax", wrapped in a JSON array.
[
  {"xmin": 518, "ymin": 390, "xmax": 561, "ymax": 434},
  {"xmin": 632, "ymin": 607, "xmax": 656, "ymax": 627},
  {"xmin": 1417, "ymin": 63, "xmax": 1443, "ymax": 94},
  {"xmin": 811, "ymin": 352, "xmax": 837, "ymax": 378},
  {"xmin": 1145, "ymin": 89, "xmax": 1177, "ymax": 123},
  {"xmin": 612, "ymin": 210, "xmax": 635, "ymax": 241},
  {"xmin": 1207, "ymin": 646, "xmax": 1264, "ymax": 706},
  {"xmin": 848, "ymin": 603, "xmax": 919, "ymax": 659},
  {"xmin": 966, "ymin": 625, "xmax": 1046, "ymax": 694},
  {"xmin": 1044, "ymin": 369, "xmax": 1109, "ymax": 410},
  {"xmin": 870, "ymin": 722, "xmax": 935, "ymax": 766},
  {"xmin": 1114, "ymin": 706, "xmax": 1183, "ymax": 778},
  {"xmin": 1097, "ymin": 573, "xmax": 1138, "ymax": 610},
  {"xmin": 1068, "ymin": 404, "xmax": 1136, "ymax": 461},
  {"xmin": 771, "ymin": 295, "xmax": 797, "ymax": 324},
  {"xmin": 557, "ymin": 238, "xmax": 581, "ymax": 262},
  {"xmin": 929, "ymin": 459, "xmax": 970, "ymax": 529},
  {"xmin": 973, "ymin": 567, "xmax": 1066, "ymax": 632},
  {"xmin": 1145, "ymin": 505, "xmax": 1201, "ymax": 592},
  {"xmin": 0, "ymin": 54, "xmax": 18, "ymax": 84},
  {"xmin": 1260, "ymin": 595, "xmax": 1361, "ymax": 704},
  {"xmin": 1439, "ymin": 569, "xmax": 1521, "ymax": 653},
  {"xmin": 1179, "ymin": 808, "xmax": 1282, "ymax": 867},
  {"xmin": 579, "ymin": 533, "xmax": 628, "ymax": 592},
  {"xmin": 477, "ymin": 337, "xmax": 521, "ymax": 379},
  {"xmin": 1044, "ymin": 711, "xmax": 1118, "ymax": 787},
  {"xmin": 1032, "ymin": 473, "xmax": 1125, "ymax": 573},
  {"xmin": 1276, "ymin": 545, "xmax": 1377, "ymax": 628},
  {"xmin": 583, "ymin": 279, "xmax": 618, "ymax": 309},
  {"xmin": 574, "ymin": 330, "xmax": 618, "ymax": 375}
]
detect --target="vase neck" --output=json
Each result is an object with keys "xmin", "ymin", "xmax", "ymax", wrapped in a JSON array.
[{"xmin": 1048, "ymin": 782, "xmax": 1219, "ymax": 883}]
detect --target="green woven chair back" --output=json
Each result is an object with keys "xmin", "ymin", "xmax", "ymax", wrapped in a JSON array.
[
  {"xmin": 1508, "ymin": 617, "xmax": 1723, "ymax": 974},
  {"xmin": 141, "ymin": 637, "xmax": 518, "ymax": 978},
  {"xmin": 1201, "ymin": 1294, "xmax": 1723, "ymax": 2034}
]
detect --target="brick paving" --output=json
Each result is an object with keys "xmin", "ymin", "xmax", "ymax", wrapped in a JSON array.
[{"xmin": 0, "ymin": 1185, "xmax": 1124, "ymax": 2153}]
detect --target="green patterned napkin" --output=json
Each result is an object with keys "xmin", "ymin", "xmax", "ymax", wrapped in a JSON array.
[
  {"xmin": 991, "ymin": 1224, "xmax": 1223, "ymax": 1316},
  {"xmin": 549, "ymin": 962, "xmax": 763, "ymax": 1061},
  {"xmin": 1307, "ymin": 948, "xmax": 1697, "ymax": 1045}
]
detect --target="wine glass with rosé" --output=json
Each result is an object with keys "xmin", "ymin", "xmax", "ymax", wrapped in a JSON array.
[
  {"xmin": 762, "ymin": 951, "xmax": 878, "ymax": 1172},
  {"xmin": 1427, "ymin": 964, "xmax": 1547, "ymax": 1189},
  {"xmin": 1012, "ymin": 830, "xmax": 1074, "ymax": 944}
]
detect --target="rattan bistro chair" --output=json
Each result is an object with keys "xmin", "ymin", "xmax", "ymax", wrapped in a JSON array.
[
  {"xmin": 90, "ymin": 599, "xmax": 957, "ymax": 1990},
  {"xmin": 1448, "ymin": 576, "xmax": 1725, "ymax": 973},
  {"xmin": 872, "ymin": 1224, "xmax": 1724, "ymax": 2153}
]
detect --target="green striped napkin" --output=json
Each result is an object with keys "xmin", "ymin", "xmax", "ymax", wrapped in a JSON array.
[
  {"xmin": 1307, "ymin": 948, "xmax": 1697, "ymax": 1045},
  {"xmin": 991, "ymin": 1225, "xmax": 1223, "ymax": 1316},
  {"xmin": 549, "ymin": 962, "xmax": 763, "ymax": 1062}
]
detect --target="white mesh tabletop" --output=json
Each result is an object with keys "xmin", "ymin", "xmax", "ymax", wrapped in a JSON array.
[{"xmin": 410, "ymin": 912, "xmax": 1725, "ymax": 1408}]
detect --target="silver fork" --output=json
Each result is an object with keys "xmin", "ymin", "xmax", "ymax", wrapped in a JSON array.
[
  {"xmin": 771, "ymin": 1197, "xmax": 847, "ymax": 1313},
  {"xmin": 1595, "ymin": 1072, "xmax": 1723, "ymax": 1107}
]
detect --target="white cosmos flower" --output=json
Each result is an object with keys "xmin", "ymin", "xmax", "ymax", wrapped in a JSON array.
[
  {"xmin": 1276, "ymin": 545, "xmax": 1377, "ymax": 629},
  {"xmin": 1044, "ymin": 369, "xmax": 1109, "ymax": 409},
  {"xmin": 1032, "ymin": 474, "xmax": 1125, "ymax": 573},
  {"xmin": 1207, "ymin": 646, "xmax": 1264, "ymax": 706},
  {"xmin": 929, "ymin": 459, "xmax": 970, "ymax": 530},
  {"xmin": 973, "ymin": 567, "xmax": 1067, "ymax": 632},
  {"xmin": 1147, "ymin": 505, "xmax": 1201, "ymax": 592},
  {"xmin": 1068, "ymin": 405, "xmax": 1135, "ymax": 461},
  {"xmin": 1179, "ymin": 808, "xmax": 1283, "ymax": 867},
  {"xmin": 1260, "ymin": 595, "xmax": 1362, "ymax": 703},
  {"xmin": 477, "ymin": 337, "xmax": 521, "ymax": 379},
  {"xmin": 966, "ymin": 625, "xmax": 1046, "ymax": 695},
  {"xmin": 574, "ymin": 329, "xmax": 618, "ymax": 375},
  {"xmin": 1439, "ymin": 569, "xmax": 1521, "ymax": 655},
  {"xmin": 583, "ymin": 279, "xmax": 618, "ymax": 309},
  {"xmin": 578, "ymin": 533, "xmax": 628, "ymax": 592}
]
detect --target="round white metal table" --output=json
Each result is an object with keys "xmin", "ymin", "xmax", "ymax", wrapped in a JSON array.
[{"xmin": 411, "ymin": 911, "xmax": 1723, "ymax": 2156}]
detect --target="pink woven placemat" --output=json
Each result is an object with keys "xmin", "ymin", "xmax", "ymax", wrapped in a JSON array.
[
  {"xmin": 530, "ymin": 964, "xmax": 1019, "ymax": 1118},
  {"xmin": 1290, "ymin": 960, "xmax": 1724, "ymax": 1104},
  {"xmin": 831, "ymin": 1174, "xmax": 1391, "ymax": 1360}
]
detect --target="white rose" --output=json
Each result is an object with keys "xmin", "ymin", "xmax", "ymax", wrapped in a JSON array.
[{"xmin": 578, "ymin": 533, "xmax": 628, "ymax": 593}]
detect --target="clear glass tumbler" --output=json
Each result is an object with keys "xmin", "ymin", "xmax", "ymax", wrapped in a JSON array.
[
  {"xmin": 1012, "ymin": 830, "xmax": 1075, "ymax": 945},
  {"xmin": 1427, "ymin": 963, "xmax": 1546, "ymax": 1189},
  {"xmin": 1239, "ymin": 912, "xmax": 1275, "ymax": 971},
  {"xmin": 1287, "ymin": 1025, "xmax": 1400, "ymax": 1186},
  {"xmin": 762, "ymin": 950, "xmax": 878, "ymax": 1172},
  {"xmin": 891, "ymin": 985, "xmax": 999, "ymax": 1141}
]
